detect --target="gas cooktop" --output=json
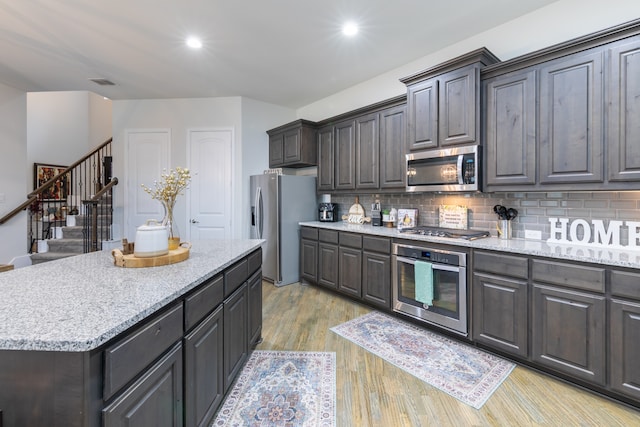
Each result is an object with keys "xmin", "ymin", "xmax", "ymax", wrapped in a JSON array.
[{"xmin": 399, "ymin": 226, "xmax": 490, "ymax": 240}]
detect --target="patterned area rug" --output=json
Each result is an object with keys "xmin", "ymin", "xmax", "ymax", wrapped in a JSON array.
[
  {"xmin": 212, "ymin": 351, "xmax": 336, "ymax": 426},
  {"xmin": 331, "ymin": 312, "xmax": 515, "ymax": 409}
]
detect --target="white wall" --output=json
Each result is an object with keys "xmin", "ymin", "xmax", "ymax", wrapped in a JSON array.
[
  {"xmin": 297, "ymin": 0, "xmax": 640, "ymax": 121},
  {"xmin": 89, "ymin": 93, "xmax": 113, "ymax": 150},
  {"xmin": 0, "ymin": 83, "xmax": 27, "ymax": 264},
  {"xmin": 240, "ymin": 98, "xmax": 296, "ymax": 237},
  {"xmin": 111, "ymin": 97, "xmax": 249, "ymax": 240},
  {"xmin": 27, "ymin": 92, "xmax": 90, "ymax": 176}
]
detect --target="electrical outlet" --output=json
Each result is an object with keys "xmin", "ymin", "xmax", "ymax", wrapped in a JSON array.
[{"xmin": 525, "ymin": 229, "xmax": 542, "ymax": 240}]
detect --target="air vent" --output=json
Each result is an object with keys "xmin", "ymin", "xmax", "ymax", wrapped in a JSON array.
[{"xmin": 89, "ymin": 78, "xmax": 115, "ymax": 86}]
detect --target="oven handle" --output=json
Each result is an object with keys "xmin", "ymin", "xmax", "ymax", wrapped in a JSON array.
[{"xmin": 395, "ymin": 255, "xmax": 461, "ymax": 273}]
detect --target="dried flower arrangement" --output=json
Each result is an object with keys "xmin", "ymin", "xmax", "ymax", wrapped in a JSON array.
[{"xmin": 141, "ymin": 167, "xmax": 191, "ymax": 246}]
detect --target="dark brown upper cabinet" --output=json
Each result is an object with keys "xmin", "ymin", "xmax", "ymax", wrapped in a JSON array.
[
  {"xmin": 316, "ymin": 96, "xmax": 406, "ymax": 193},
  {"xmin": 483, "ymin": 69, "xmax": 537, "ymax": 188},
  {"xmin": 482, "ymin": 19, "xmax": 640, "ymax": 191},
  {"xmin": 401, "ymin": 48, "xmax": 500, "ymax": 152},
  {"xmin": 267, "ymin": 119, "xmax": 317, "ymax": 168},
  {"xmin": 608, "ymin": 37, "xmax": 640, "ymax": 182},
  {"xmin": 539, "ymin": 49, "xmax": 604, "ymax": 185}
]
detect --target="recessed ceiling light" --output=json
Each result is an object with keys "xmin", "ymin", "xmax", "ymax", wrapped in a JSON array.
[
  {"xmin": 342, "ymin": 21, "xmax": 359, "ymax": 37},
  {"xmin": 186, "ymin": 36, "xmax": 203, "ymax": 49}
]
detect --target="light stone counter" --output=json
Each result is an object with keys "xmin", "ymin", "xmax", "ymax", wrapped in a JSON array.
[
  {"xmin": 0, "ymin": 239, "xmax": 263, "ymax": 352},
  {"xmin": 300, "ymin": 221, "xmax": 640, "ymax": 269}
]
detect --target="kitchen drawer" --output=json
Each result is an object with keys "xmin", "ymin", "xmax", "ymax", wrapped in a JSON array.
[
  {"xmin": 301, "ymin": 227, "xmax": 318, "ymax": 240},
  {"xmin": 224, "ymin": 258, "xmax": 248, "ymax": 297},
  {"xmin": 184, "ymin": 274, "xmax": 223, "ymax": 331},
  {"xmin": 611, "ymin": 270, "xmax": 640, "ymax": 300},
  {"xmin": 532, "ymin": 259, "xmax": 605, "ymax": 293},
  {"xmin": 319, "ymin": 229, "xmax": 339, "ymax": 244},
  {"xmin": 474, "ymin": 250, "xmax": 528, "ymax": 279},
  {"xmin": 248, "ymin": 248, "xmax": 262, "ymax": 276},
  {"xmin": 104, "ymin": 302, "xmax": 184, "ymax": 400},
  {"xmin": 340, "ymin": 232, "xmax": 362, "ymax": 249},
  {"xmin": 362, "ymin": 236, "xmax": 390, "ymax": 253}
]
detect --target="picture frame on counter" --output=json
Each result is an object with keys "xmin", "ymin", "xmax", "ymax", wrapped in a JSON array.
[{"xmin": 397, "ymin": 209, "xmax": 418, "ymax": 230}]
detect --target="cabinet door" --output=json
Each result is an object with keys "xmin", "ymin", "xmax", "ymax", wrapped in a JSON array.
[
  {"xmin": 184, "ymin": 306, "xmax": 224, "ymax": 427},
  {"xmin": 223, "ymin": 283, "xmax": 248, "ymax": 392},
  {"xmin": 103, "ymin": 343, "xmax": 183, "ymax": 427},
  {"xmin": 269, "ymin": 134, "xmax": 284, "ymax": 167},
  {"xmin": 439, "ymin": 66, "xmax": 478, "ymax": 146},
  {"xmin": 610, "ymin": 298, "xmax": 640, "ymax": 400},
  {"xmin": 484, "ymin": 70, "xmax": 537, "ymax": 187},
  {"xmin": 318, "ymin": 243, "xmax": 338, "ymax": 289},
  {"xmin": 379, "ymin": 105, "xmax": 407, "ymax": 188},
  {"xmin": 355, "ymin": 112, "xmax": 379, "ymax": 189},
  {"xmin": 473, "ymin": 273, "xmax": 528, "ymax": 358},
  {"xmin": 248, "ymin": 269, "xmax": 262, "ymax": 348},
  {"xmin": 539, "ymin": 50, "xmax": 604, "ymax": 184},
  {"xmin": 338, "ymin": 247, "xmax": 362, "ymax": 298},
  {"xmin": 362, "ymin": 251, "xmax": 391, "ymax": 309},
  {"xmin": 608, "ymin": 38, "xmax": 640, "ymax": 182},
  {"xmin": 300, "ymin": 238, "xmax": 318, "ymax": 284},
  {"xmin": 335, "ymin": 119, "xmax": 356, "ymax": 190},
  {"xmin": 283, "ymin": 128, "xmax": 301, "ymax": 164},
  {"xmin": 407, "ymin": 78, "xmax": 438, "ymax": 150},
  {"xmin": 317, "ymin": 125, "xmax": 335, "ymax": 191},
  {"xmin": 532, "ymin": 284, "xmax": 605, "ymax": 385}
]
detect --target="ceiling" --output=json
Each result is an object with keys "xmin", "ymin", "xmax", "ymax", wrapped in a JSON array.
[{"xmin": 0, "ymin": 0, "xmax": 558, "ymax": 109}]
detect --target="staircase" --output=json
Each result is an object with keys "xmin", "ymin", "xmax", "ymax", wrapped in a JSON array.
[
  {"xmin": 30, "ymin": 212, "xmax": 115, "ymax": 264},
  {"xmin": 0, "ymin": 137, "xmax": 118, "ymax": 266}
]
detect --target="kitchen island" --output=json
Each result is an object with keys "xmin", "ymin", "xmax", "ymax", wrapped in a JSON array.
[{"xmin": 0, "ymin": 239, "xmax": 263, "ymax": 427}]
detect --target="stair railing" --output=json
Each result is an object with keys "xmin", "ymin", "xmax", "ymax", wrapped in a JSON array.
[
  {"xmin": 0, "ymin": 137, "xmax": 118, "ymax": 255},
  {"xmin": 83, "ymin": 178, "xmax": 118, "ymax": 252}
]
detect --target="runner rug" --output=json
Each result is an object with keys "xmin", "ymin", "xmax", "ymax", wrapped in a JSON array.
[
  {"xmin": 212, "ymin": 351, "xmax": 336, "ymax": 426},
  {"xmin": 330, "ymin": 312, "xmax": 515, "ymax": 409}
]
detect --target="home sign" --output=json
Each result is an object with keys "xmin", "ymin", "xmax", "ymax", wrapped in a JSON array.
[{"xmin": 547, "ymin": 217, "xmax": 640, "ymax": 249}]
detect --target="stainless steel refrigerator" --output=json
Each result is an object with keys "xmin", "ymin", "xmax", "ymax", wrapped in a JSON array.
[{"xmin": 250, "ymin": 173, "xmax": 317, "ymax": 286}]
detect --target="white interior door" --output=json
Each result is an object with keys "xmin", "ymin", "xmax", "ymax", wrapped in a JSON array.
[
  {"xmin": 124, "ymin": 129, "xmax": 170, "ymax": 241},
  {"xmin": 188, "ymin": 129, "xmax": 233, "ymax": 240}
]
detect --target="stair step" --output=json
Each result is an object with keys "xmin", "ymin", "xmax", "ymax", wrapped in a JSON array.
[
  {"xmin": 47, "ymin": 239, "xmax": 84, "ymax": 253},
  {"xmin": 31, "ymin": 252, "xmax": 80, "ymax": 265}
]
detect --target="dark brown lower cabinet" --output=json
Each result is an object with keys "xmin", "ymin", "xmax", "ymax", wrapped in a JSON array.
[
  {"xmin": 318, "ymin": 243, "xmax": 339, "ymax": 289},
  {"xmin": 362, "ymin": 251, "xmax": 391, "ymax": 309},
  {"xmin": 610, "ymin": 299, "xmax": 640, "ymax": 400},
  {"xmin": 223, "ymin": 283, "xmax": 248, "ymax": 392},
  {"xmin": 532, "ymin": 284, "xmax": 606, "ymax": 385},
  {"xmin": 472, "ymin": 272, "xmax": 528, "ymax": 358},
  {"xmin": 248, "ymin": 269, "xmax": 263, "ymax": 347},
  {"xmin": 300, "ymin": 238, "xmax": 318, "ymax": 283},
  {"xmin": 103, "ymin": 343, "xmax": 183, "ymax": 427},
  {"xmin": 184, "ymin": 306, "xmax": 224, "ymax": 427},
  {"xmin": 338, "ymin": 246, "xmax": 362, "ymax": 297}
]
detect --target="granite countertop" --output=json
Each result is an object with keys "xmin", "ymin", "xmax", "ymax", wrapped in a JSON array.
[
  {"xmin": 0, "ymin": 239, "xmax": 263, "ymax": 352},
  {"xmin": 300, "ymin": 221, "xmax": 640, "ymax": 269}
]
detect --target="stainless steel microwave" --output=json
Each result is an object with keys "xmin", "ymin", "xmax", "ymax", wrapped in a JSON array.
[{"xmin": 406, "ymin": 145, "xmax": 480, "ymax": 192}]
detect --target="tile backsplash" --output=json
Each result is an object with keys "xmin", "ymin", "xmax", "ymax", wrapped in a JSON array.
[{"xmin": 327, "ymin": 191, "xmax": 640, "ymax": 244}]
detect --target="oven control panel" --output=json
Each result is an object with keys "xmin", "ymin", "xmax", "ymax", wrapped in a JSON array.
[{"xmin": 392, "ymin": 243, "xmax": 465, "ymax": 267}]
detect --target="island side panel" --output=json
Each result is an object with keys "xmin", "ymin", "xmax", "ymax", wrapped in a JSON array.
[{"xmin": 0, "ymin": 350, "xmax": 99, "ymax": 427}]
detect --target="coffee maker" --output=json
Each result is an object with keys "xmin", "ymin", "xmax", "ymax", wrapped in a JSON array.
[{"xmin": 319, "ymin": 203, "xmax": 338, "ymax": 222}]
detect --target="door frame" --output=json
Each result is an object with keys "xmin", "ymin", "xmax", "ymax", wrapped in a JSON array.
[{"xmin": 186, "ymin": 127, "xmax": 235, "ymax": 240}]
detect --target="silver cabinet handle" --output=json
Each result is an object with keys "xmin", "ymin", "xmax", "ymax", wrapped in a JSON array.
[{"xmin": 190, "ymin": 219, "xmax": 199, "ymax": 224}]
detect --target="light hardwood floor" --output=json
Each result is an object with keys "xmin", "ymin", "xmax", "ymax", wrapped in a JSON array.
[{"xmin": 256, "ymin": 281, "xmax": 640, "ymax": 426}]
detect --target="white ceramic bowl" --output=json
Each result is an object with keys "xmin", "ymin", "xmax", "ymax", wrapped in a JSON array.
[{"xmin": 134, "ymin": 219, "xmax": 169, "ymax": 258}]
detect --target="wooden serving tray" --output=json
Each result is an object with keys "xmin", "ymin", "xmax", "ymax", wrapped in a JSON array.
[{"xmin": 112, "ymin": 244, "xmax": 190, "ymax": 268}]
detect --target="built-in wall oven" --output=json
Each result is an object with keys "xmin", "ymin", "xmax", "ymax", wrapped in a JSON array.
[{"xmin": 392, "ymin": 243, "xmax": 468, "ymax": 336}]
